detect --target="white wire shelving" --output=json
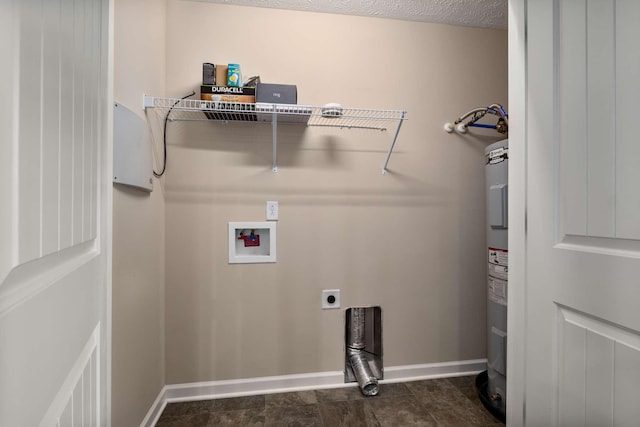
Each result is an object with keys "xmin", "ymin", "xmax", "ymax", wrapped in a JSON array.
[{"xmin": 143, "ymin": 96, "xmax": 407, "ymax": 173}]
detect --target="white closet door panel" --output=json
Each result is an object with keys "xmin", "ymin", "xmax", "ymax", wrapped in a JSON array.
[
  {"xmin": 42, "ymin": 0, "xmax": 62, "ymax": 256},
  {"xmin": 18, "ymin": 0, "xmax": 44, "ymax": 263},
  {"xmin": 556, "ymin": 307, "xmax": 640, "ymax": 426},
  {"xmin": 59, "ymin": 404, "xmax": 72, "ymax": 427},
  {"xmin": 0, "ymin": 0, "xmax": 17, "ymax": 283},
  {"xmin": 585, "ymin": 330, "xmax": 614, "ymax": 426},
  {"xmin": 93, "ymin": 0, "xmax": 102, "ymax": 241},
  {"xmin": 520, "ymin": 0, "xmax": 640, "ymax": 425},
  {"xmin": 82, "ymin": 361, "xmax": 92, "ymax": 427},
  {"xmin": 72, "ymin": 0, "xmax": 85, "ymax": 246},
  {"xmin": 59, "ymin": 0, "xmax": 75, "ymax": 251},
  {"xmin": 615, "ymin": 0, "xmax": 640, "ymax": 240},
  {"xmin": 559, "ymin": 321, "xmax": 586, "ymax": 426},
  {"xmin": 586, "ymin": 0, "xmax": 616, "ymax": 238},
  {"xmin": 89, "ymin": 0, "xmax": 100, "ymax": 241},
  {"xmin": 559, "ymin": 0, "xmax": 588, "ymax": 236},
  {"xmin": 0, "ymin": 0, "xmax": 103, "ymax": 308},
  {"xmin": 81, "ymin": 0, "xmax": 90, "ymax": 243},
  {"xmin": 613, "ymin": 342, "xmax": 640, "ymax": 425},
  {"xmin": 39, "ymin": 330, "xmax": 100, "ymax": 427},
  {"xmin": 72, "ymin": 380, "xmax": 83, "ymax": 425},
  {"xmin": 559, "ymin": 0, "xmax": 620, "ymax": 240},
  {"xmin": 0, "ymin": 0, "xmax": 109, "ymax": 424},
  {"xmin": 82, "ymin": 0, "xmax": 98, "ymax": 245},
  {"xmin": 6, "ymin": 0, "xmax": 99, "ymax": 274}
]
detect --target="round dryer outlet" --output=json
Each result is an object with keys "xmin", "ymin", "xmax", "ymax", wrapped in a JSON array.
[{"xmin": 322, "ymin": 289, "xmax": 340, "ymax": 309}]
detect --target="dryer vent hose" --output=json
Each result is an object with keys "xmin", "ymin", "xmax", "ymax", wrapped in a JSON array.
[{"xmin": 348, "ymin": 308, "xmax": 379, "ymax": 396}]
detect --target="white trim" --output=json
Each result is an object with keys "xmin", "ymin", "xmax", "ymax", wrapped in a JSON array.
[
  {"xmin": 556, "ymin": 234, "xmax": 640, "ymax": 259},
  {"xmin": 382, "ymin": 359, "xmax": 487, "ymax": 382},
  {"xmin": 140, "ymin": 359, "xmax": 486, "ymax": 427},
  {"xmin": 0, "ymin": 241, "xmax": 98, "ymax": 318},
  {"xmin": 105, "ymin": 0, "xmax": 115, "ymax": 424},
  {"xmin": 560, "ymin": 305, "xmax": 640, "ymax": 352},
  {"xmin": 507, "ymin": 0, "xmax": 527, "ymax": 426},
  {"xmin": 139, "ymin": 387, "xmax": 167, "ymax": 427}
]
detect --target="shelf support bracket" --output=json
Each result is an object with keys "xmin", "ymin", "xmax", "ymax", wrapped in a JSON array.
[
  {"xmin": 143, "ymin": 95, "xmax": 154, "ymax": 109},
  {"xmin": 381, "ymin": 111, "xmax": 406, "ymax": 174},
  {"xmin": 272, "ymin": 107, "xmax": 278, "ymax": 172}
]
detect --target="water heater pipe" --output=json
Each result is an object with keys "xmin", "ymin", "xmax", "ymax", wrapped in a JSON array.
[
  {"xmin": 444, "ymin": 104, "xmax": 509, "ymax": 135},
  {"xmin": 347, "ymin": 308, "xmax": 379, "ymax": 396}
]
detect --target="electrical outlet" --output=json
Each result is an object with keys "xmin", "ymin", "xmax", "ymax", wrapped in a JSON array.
[
  {"xmin": 266, "ymin": 201, "xmax": 278, "ymax": 221},
  {"xmin": 322, "ymin": 289, "xmax": 340, "ymax": 309}
]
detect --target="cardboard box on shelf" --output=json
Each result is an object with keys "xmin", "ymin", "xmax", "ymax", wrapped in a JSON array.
[
  {"xmin": 215, "ymin": 65, "xmax": 228, "ymax": 87},
  {"xmin": 200, "ymin": 93, "xmax": 255, "ymax": 103}
]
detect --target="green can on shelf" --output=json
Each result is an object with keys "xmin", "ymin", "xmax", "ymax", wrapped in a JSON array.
[{"xmin": 227, "ymin": 63, "xmax": 241, "ymax": 87}]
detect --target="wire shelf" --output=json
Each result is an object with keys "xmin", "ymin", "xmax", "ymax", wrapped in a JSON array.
[
  {"xmin": 143, "ymin": 96, "xmax": 407, "ymax": 173},
  {"xmin": 144, "ymin": 97, "xmax": 406, "ymax": 130}
]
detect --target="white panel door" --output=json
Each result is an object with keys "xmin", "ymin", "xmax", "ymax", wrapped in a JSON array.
[
  {"xmin": 0, "ymin": 0, "xmax": 111, "ymax": 425},
  {"xmin": 511, "ymin": 0, "xmax": 640, "ymax": 425}
]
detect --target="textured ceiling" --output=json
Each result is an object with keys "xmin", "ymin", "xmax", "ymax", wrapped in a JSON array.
[{"xmin": 191, "ymin": 0, "xmax": 508, "ymax": 29}]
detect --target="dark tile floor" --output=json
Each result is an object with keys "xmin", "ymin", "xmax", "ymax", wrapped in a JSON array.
[{"xmin": 156, "ymin": 375, "xmax": 504, "ymax": 427}]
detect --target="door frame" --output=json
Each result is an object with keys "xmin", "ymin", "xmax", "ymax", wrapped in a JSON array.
[
  {"xmin": 507, "ymin": 0, "xmax": 527, "ymax": 425},
  {"xmin": 106, "ymin": 0, "xmax": 114, "ymax": 424}
]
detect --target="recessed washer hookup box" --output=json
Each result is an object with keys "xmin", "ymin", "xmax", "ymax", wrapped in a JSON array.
[{"xmin": 256, "ymin": 83, "xmax": 297, "ymax": 105}]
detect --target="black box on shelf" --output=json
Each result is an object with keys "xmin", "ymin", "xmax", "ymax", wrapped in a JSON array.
[
  {"xmin": 202, "ymin": 63, "xmax": 216, "ymax": 85},
  {"xmin": 256, "ymin": 83, "xmax": 297, "ymax": 104}
]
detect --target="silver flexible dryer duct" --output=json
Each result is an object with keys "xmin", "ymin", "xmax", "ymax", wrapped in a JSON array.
[{"xmin": 348, "ymin": 308, "xmax": 379, "ymax": 396}]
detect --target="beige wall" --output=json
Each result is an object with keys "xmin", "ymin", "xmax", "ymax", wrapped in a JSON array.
[
  {"xmin": 162, "ymin": 2, "xmax": 507, "ymax": 384},
  {"xmin": 112, "ymin": 0, "xmax": 166, "ymax": 425}
]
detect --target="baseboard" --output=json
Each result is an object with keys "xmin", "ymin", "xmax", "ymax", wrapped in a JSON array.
[
  {"xmin": 140, "ymin": 358, "xmax": 487, "ymax": 427},
  {"xmin": 382, "ymin": 358, "xmax": 487, "ymax": 382}
]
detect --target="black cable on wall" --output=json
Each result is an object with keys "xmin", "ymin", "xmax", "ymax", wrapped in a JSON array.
[{"xmin": 153, "ymin": 91, "xmax": 196, "ymax": 177}]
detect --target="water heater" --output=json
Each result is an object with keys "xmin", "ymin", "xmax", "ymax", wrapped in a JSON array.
[{"xmin": 477, "ymin": 139, "xmax": 508, "ymax": 422}]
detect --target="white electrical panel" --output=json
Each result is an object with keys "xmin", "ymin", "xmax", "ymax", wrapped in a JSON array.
[{"xmin": 113, "ymin": 102, "xmax": 153, "ymax": 192}]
